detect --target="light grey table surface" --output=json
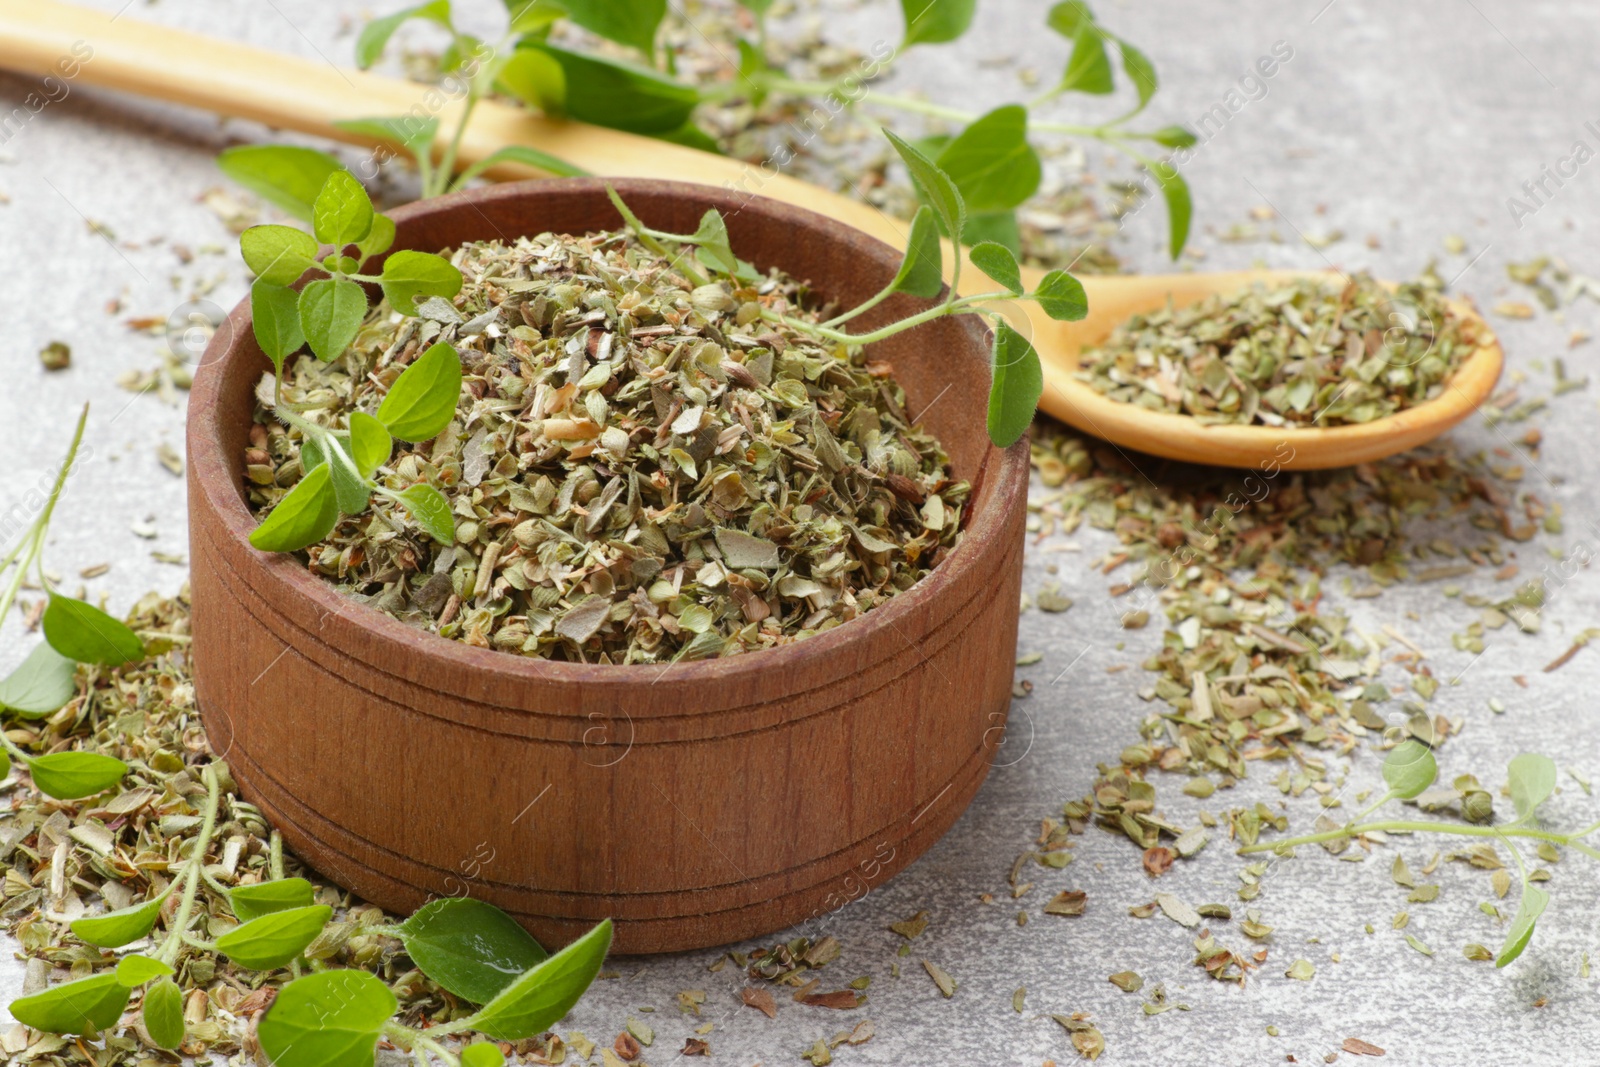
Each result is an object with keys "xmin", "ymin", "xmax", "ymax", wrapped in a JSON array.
[{"xmin": 4, "ymin": 1, "xmax": 1600, "ymax": 1064}]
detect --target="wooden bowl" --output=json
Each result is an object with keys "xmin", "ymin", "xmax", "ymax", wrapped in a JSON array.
[{"xmin": 186, "ymin": 179, "xmax": 1030, "ymax": 954}]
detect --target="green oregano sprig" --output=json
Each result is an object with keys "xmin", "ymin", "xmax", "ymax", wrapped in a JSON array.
[
  {"xmin": 1239, "ymin": 741, "xmax": 1595, "ymax": 968},
  {"xmin": 7, "ymin": 759, "xmax": 612, "ymax": 1065},
  {"xmin": 606, "ymin": 131, "xmax": 1088, "ymax": 449},
  {"xmin": 240, "ymin": 172, "xmax": 465, "ymax": 553},
  {"xmin": 0, "ymin": 404, "xmax": 146, "ymax": 800}
]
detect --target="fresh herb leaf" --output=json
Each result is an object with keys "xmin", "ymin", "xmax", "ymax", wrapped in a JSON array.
[
  {"xmin": 1153, "ymin": 162, "xmax": 1192, "ymax": 259},
  {"xmin": 1496, "ymin": 884, "xmax": 1549, "ymax": 967},
  {"xmin": 396, "ymin": 483, "xmax": 456, "ymax": 543},
  {"xmin": 217, "ymin": 146, "xmax": 344, "ymax": 223},
  {"xmin": 1060, "ymin": 23, "xmax": 1115, "ymax": 94},
  {"xmin": 1046, "ymin": 0, "xmax": 1094, "ymax": 36},
  {"xmin": 230, "ymin": 878, "xmax": 317, "ymax": 923},
  {"xmin": 349, "ymin": 411, "xmax": 394, "ymax": 479},
  {"xmin": 325, "ymin": 439, "xmax": 374, "ymax": 516},
  {"xmin": 141, "ymin": 976, "xmax": 185, "ymax": 1050},
  {"xmin": 251, "ymin": 281, "xmax": 306, "ymax": 374},
  {"xmin": 357, "ymin": 214, "xmax": 397, "ymax": 263},
  {"xmin": 28, "ymin": 751, "xmax": 129, "ymax": 801},
  {"xmin": 460, "ymin": 919, "xmax": 612, "ymax": 1040},
  {"xmin": 884, "ymin": 129, "xmax": 965, "ymax": 248},
  {"xmin": 7, "ymin": 971, "xmax": 131, "ymax": 1035},
  {"xmin": 889, "ymin": 206, "xmax": 944, "ymax": 298},
  {"xmin": 298, "ymin": 277, "xmax": 370, "ymax": 362},
  {"xmin": 377, "ymin": 342, "xmax": 463, "ymax": 441},
  {"xmin": 511, "ymin": 44, "xmax": 700, "ymax": 136},
  {"xmin": 461, "ymin": 1043, "xmax": 507, "ymax": 1067},
  {"xmin": 899, "ymin": 0, "xmax": 976, "ymax": 47},
  {"xmin": 249, "ymin": 464, "xmax": 340, "ymax": 552},
  {"xmin": 397, "ymin": 897, "xmax": 548, "ymax": 1005},
  {"xmin": 114, "ymin": 954, "xmax": 174, "ymax": 987},
  {"xmin": 215, "ymin": 905, "xmax": 333, "ymax": 970},
  {"xmin": 1151, "ymin": 124, "xmax": 1198, "ymax": 149},
  {"xmin": 0, "ymin": 641, "xmax": 78, "ymax": 716},
  {"xmin": 240, "ymin": 225, "xmax": 321, "ymax": 286},
  {"xmin": 42, "ymin": 593, "xmax": 144, "ymax": 666},
  {"xmin": 333, "ymin": 115, "xmax": 441, "ymax": 157},
  {"xmin": 1508, "ymin": 753, "xmax": 1558, "ymax": 821},
  {"xmin": 355, "ymin": 0, "xmax": 452, "ymax": 70},
  {"xmin": 379, "ymin": 250, "xmax": 464, "ymax": 315},
  {"xmin": 257, "ymin": 969, "xmax": 397, "ymax": 1067},
  {"xmin": 554, "ymin": 0, "xmax": 666, "ymax": 58},
  {"xmin": 934, "ymin": 105, "xmax": 1041, "ymax": 215},
  {"xmin": 1033, "ymin": 270, "xmax": 1088, "ymax": 321},
  {"xmin": 1118, "ymin": 39, "xmax": 1158, "ymax": 107},
  {"xmin": 1382, "ymin": 741, "xmax": 1438, "ymax": 800},
  {"xmin": 71, "ymin": 888, "xmax": 170, "ymax": 948},
  {"xmin": 312, "ymin": 171, "xmax": 375, "ymax": 250},
  {"xmin": 987, "ymin": 320, "xmax": 1042, "ymax": 448},
  {"xmin": 691, "ymin": 209, "xmax": 738, "ymax": 275},
  {"xmin": 970, "ymin": 241, "xmax": 1023, "ymax": 295}
]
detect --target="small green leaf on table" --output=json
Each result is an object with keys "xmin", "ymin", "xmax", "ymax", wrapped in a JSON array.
[
  {"xmin": 71, "ymin": 888, "xmax": 171, "ymax": 948},
  {"xmin": 0, "ymin": 641, "xmax": 79, "ymax": 717},
  {"xmin": 1496, "ymin": 884, "xmax": 1549, "ymax": 967},
  {"xmin": 215, "ymin": 904, "xmax": 333, "ymax": 970},
  {"xmin": 461, "ymin": 918, "xmax": 612, "ymax": 1039},
  {"xmin": 43, "ymin": 593, "xmax": 144, "ymax": 666},
  {"xmin": 29, "ymin": 751, "xmax": 130, "ymax": 801},
  {"xmin": 114, "ymin": 953, "xmax": 174, "ymax": 987},
  {"xmin": 8, "ymin": 971, "xmax": 131, "ymax": 1035},
  {"xmin": 398, "ymin": 896, "xmax": 548, "ymax": 1005},
  {"xmin": 230, "ymin": 877, "xmax": 317, "ymax": 923},
  {"xmin": 899, "ymin": 0, "xmax": 976, "ymax": 47},
  {"xmin": 1508, "ymin": 753, "xmax": 1558, "ymax": 820},
  {"xmin": 257, "ymin": 969, "xmax": 398, "ymax": 1067},
  {"xmin": 141, "ymin": 976, "xmax": 186, "ymax": 1050},
  {"xmin": 396, "ymin": 483, "xmax": 456, "ymax": 543},
  {"xmin": 1382, "ymin": 740, "xmax": 1438, "ymax": 800}
]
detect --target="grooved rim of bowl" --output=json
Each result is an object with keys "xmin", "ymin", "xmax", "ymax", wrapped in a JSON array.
[{"xmin": 188, "ymin": 178, "xmax": 1030, "ymax": 711}]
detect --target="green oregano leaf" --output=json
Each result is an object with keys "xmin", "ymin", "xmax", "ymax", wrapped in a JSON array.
[
  {"xmin": 8, "ymin": 971, "xmax": 131, "ymax": 1035},
  {"xmin": 0, "ymin": 641, "xmax": 78, "ymax": 717},
  {"xmin": 986, "ymin": 321, "xmax": 1043, "ymax": 449},
  {"xmin": 251, "ymin": 281, "xmax": 306, "ymax": 375},
  {"xmin": 379, "ymin": 250, "xmax": 464, "ymax": 316},
  {"xmin": 349, "ymin": 411, "xmax": 394, "ymax": 479},
  {"xmin": 396, "ymin": 483, "xmax": 456, "ymax": 543},
  {"xmin": 1496, "ymin": 883, "xmax": 1549, "ymax": 967},
  {"xmin": 217, "ymin": 146, "xmax": 343, "ymax": 222},
  {"xmin": 28, "ymin": 751, "xmax": 130, "ymax": 801},
  {"xmin": 1033, "ymin": 270, "xmax": 1088, "ymax": 321},
  {"xmin": 357, "ymin": 213, "xmax": 397, "ymax": 264},
  {"xmin": 240, "ymin": 225, "xmax": 320, "ymax": 286},
  {"xmin": 1151, "ymin": 124, "xmax": 1198, "ymax": 149},
  {"xmin": 1046, "ymin": 0, "xmax": 1093, "ymax": 36},
  {"xmin": 326, "ymin": 439, "xmax": 373, "ymax": 516},
  {"xmin": 141, "ymin": 976, "xmax": 185, "ymax": 1050},
  {"xmin": 883, "ymin": 130, "xmax": 965, "ymax": 248},
  {"xmin": 557, "ymin": 0, "xmax": 666, "ymax": 58},
  {"xmin": 114, "ymin": 954, "xmax": 174, "ymax": 987},
  {"xmin": 215, "ymin": 904, "xmax": 333, "ymax": 970},
  {"xmin": 298, "ymin": 277, "xmax": 370, "ymax": 362},
  {"xmin": 377, "ymin": 342, "xmax": 463, "ymax": 441},
  {"xmin": 355, "ymin": 0, "xmax": 452, "ymax": 69},
  {"xmin": 1382, "ymin": 740, "xmax": 1437, "ymax": 800},
  {"xmin": 257, "ymin": 969, "xmax": 397, "ymax": 1067},
  {"xmin": 1153, "ymin": 162, "xmax": 1192, "ymax": 259},
  {"xmin": 513, "ymin": 44, "xmax": 701, "ymax": 136},
  {"xmin": 454, "ymin": 145, "xmax": 592, "ymax": 187},
  {"xmin": 461, "ymin": 1043, "xmax": 507, "ymax": 1067},
  {"xmin": 42, "ymin": 593, "xmax": 144, "ymax": 666},
  {"xmin": 249, "ymin": 463, "xmax": 340, "ymax": 552},
  {"xmin": 230, "ymin": 878, "xmax": 317, "ymax": 923},
  {"xmin": 1118, "ymin": 38, "xmax": 1158, "ymax": 106},
  {"xmin": 333, "ymin": 114, "xmax": 441, "ymax": 156},
  {"xmin": 1508, "ymin": 753, "xmax": 1558, "ymax": 821},
  {"xmin": 934, "ymin": 105, "xmax": 1041, "ymax": 214},
  {"xmin": 71, "ymin": 887, "xmax": 170, "ymax": 948},
  {"xmin": 397, "ymin": 897, "xmax": 548, "ymax": 1005},
  {"xmin": 889, "ymin": 206, "xmax": 944, "ymax": 298},
  {"xmin": 899, "ymin": 0, "xmax": 976, "ymax": 47},
  {"xmin": 460, "ymin": 919, "xmax": 612, "ymax": 1040},
  {"xmin": 312, "ymin": 171, "xmax": 375, "ymax": 250},
  {"xmin": 969, "ymin": 241, "xmax": 1023, "ymax": 295},
  {"xmin": 1060, "ymin": 23, "xmax": 1115, "ymax": 94},
  {"xmin": 691, "ymin": 209, "xmax": 738, "ymax": 276}
]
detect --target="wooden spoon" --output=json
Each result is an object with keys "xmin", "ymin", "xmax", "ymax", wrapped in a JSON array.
[{"xmin": 0, "ymin": 0, "xmax": 1503, "ymax": 470}]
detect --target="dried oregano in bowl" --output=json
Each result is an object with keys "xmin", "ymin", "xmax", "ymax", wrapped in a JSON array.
[
  {"xmin": 245, "ymin": 227, "xmax": 969, "ymax": 664},
  {"xmin": 1077, "ymin": 271, "xmax": 1482, "ymax": 427}
]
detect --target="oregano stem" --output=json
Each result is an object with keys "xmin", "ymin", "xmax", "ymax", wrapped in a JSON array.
[
  {"xmin": 762, "ymin": 290, "xmax": 1011, "ymax": 347},
  {"xmin": 1239, "ymin": 818, "xmax": 1600, "ymax": 862},
  {"xmin": 156, "ymin": 764, "xmax": 223, "ymax": 966}
]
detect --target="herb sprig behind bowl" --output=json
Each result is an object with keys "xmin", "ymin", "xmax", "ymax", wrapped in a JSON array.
[{"xmin": 235, "ymin": 138, "xmax": 1085, "ymax": 664}]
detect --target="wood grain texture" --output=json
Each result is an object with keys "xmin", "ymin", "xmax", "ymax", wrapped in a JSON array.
[
  {"xmin": 0, "ymin": 2, "xmax": 1500, "ymax": 470},
  {"xmin": 186, "ymin": 179, "xmax": 1030, "ymax": 954}
]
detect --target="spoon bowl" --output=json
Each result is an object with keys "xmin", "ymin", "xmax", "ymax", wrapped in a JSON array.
[{"xmin": 1037, "ymin": 270, "xmax": 1505, "ymax": 470}]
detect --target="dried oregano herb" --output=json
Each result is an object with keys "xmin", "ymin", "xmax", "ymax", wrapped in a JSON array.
[
  {"xmin": 247, "ymin": 227, "xmax": 968, "ymax": 664},
  {"xmin": 1077, "ymin": 272, "xmax": 1481, "ymax": 426}
]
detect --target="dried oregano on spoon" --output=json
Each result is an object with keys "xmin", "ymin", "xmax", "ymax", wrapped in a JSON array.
[
  {"xmin": 1077, "ymin": 271, "xmax": 1481, "ymax": 427},
  {"xmin": 239, "ymin": 136, "xmax": 1088, "ymax": 663}
]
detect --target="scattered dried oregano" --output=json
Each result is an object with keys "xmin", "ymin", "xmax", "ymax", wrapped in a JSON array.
[
  {"xmin": 248, "ymin": 227, "xmax": 967, "ymax": 663},
  {"xmin": 1077, "ymin": 272, "xmax": 1480, "ymax": 426}
]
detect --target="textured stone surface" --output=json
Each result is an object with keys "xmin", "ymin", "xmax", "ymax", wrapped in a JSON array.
[{"xmin": 3, "ymin": 1, "xmax": 1599, "ymax": 1064}]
